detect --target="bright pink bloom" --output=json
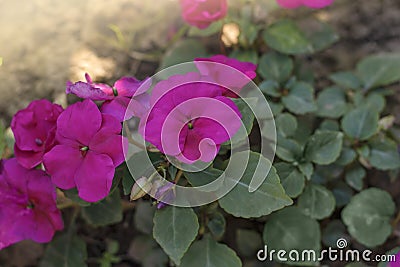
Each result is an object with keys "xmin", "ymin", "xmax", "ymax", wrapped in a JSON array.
[
  {"xmin": 43, "ymin": 99, "xmax": 127, "ymax": 202},
  {"xmin": 0, "ymin": 158, "xmax": 63, "ymax": 250},
  {"xmin": 141, "ymin": 72, "xmax": 241, "ymax": 164},
  {"xmin": 11, "ymin": 99, "xmax": 63, "ymax": 169},
  {"xmin": 66, "ymin": 73, "xmax": 150, "ymax": 121},
  {"xmin": 180, "ymin": 0, "xmax": 228, "ymax": 29},
  {"xmin": 195, "ymin": 55, "xmax": 257, "ymax": 97},
  {"xmin": 277, "ymin": 0, "xmax": 334, "ymax": 9},
  {"xmin": 391, "ymin": 251, "xmax": 400, "ymax": 267}
]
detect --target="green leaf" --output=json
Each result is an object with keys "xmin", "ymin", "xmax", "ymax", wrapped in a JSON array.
[
  {"xmin": 322, "ymin": 220, "xmax": 347, "ymax": 247},
  {"xmin": 308, "ymin": 21, "xmax": 339, "ymax": 52},
  {"xmin": 342, "ymin": 188, "xmax": 395, "ymax": 247},
  {"xmin": 0, "ymin": 122, "xmax": 5, "ymax": 157},
  {"xmin": 134, "ymin": 200, "xmax": 156, "ymax": 234},
  {"xmin": 184, "ymin": 166, "xmax": 223, "ymax": 187},
  {"xmin": 231, "ymin": 97, "xmax": 255, "ymax": 136},
  {"xmin": 153, "ymin": 206, "xmax": 199, "ymax": 265},
  {"xmin": 219, "ymin": 152, "xmax": 293, "ymax": 218},
  {"xmin": 365, "ymin": 93, "xmax": 386, "ymax": 114},
  {"xmin": 276, "ymin": 113, "xmax": 298, "ymax": 138},
  {"xmin": 305, "ymin": 130, "xmax": 343, "ymax": 165},
  {"xmin": 259, "ymin": 80, "xmax": 280, "ymax": 97},
  {"xmin": 332, "ymin": 182, "xmax": 353, "ymax": 208},
  {"xmin": 345, "ymin": 164, "xmax": 366, "ymax": 191},
  {"xmin": 298, "ymin": 162, "xmax": 314, "ymax": 180},
  {"xmin": 356, "ymin": 53, "xmax": 400, "ymax": 89},
  {"xmin": 230, "ymin": 49, "xmax": 258, "ymax": 64},
  {"xmin": 207, "ymin": 212, "xmax": 226, "ymax": 240},
  {"xmin": 263, "ymin": 207, "xmax": 321, "ymax": 266},
  {"xmin": 341, "ymin": 105, "xmax": 379, "ymax": 141},
  {"xmin": 262, "ymin": 19, "xmax": 312, "ymax": 55},
  {"xmin": 180, "ymin": 235, "xmax": 241, "ymax": 267},
  {"xmin": 282, "ymin": 82, "xmax": 317, "ymax": 115},
  {"xmin": 336, "ymin": 147, "xmax": 357, "ymax": 166},
  {"xmin": 64, "ymin": 189, "xmax": 91, "ymax": 207},
  {"xmin": 319, "ymin": 119, "xmax": 340, "ymax": 131},
  {"xmin": 236, "ymin": 229, "xmax": 263, "ymax": 257},
  {"xmin": 316, "ymin": 87, "xmax": 347, "ymax": 118},
  {"xmin": 276, "ymin": 136, "xmax": 303, "ymax": 162},
  {"xmin": 159, "ymin": 39, "xmax": 207, "ymax": 69},
  {"xmin": 40, "ymin": 234, "xmax": 87, "ymax": 267},
  {"xmin": 188, "ymin": 21, "xmax": 223, "ymax": 37},
  {"xmin": 329, "ymin": 71, "xmax": 361, "ymax": 90},
  {"xmin": 258, "ymin": 52, "xmax": 293, "ymax": 83},
  {"xmin": 275, "ymin": 162, "xmax": 305, "ymax": 198},
  {"xmin": 297, "ymin": 184, "xmax": 336, "ymax": 220},
  {"xmin": 81, "ymin": 190, "xmax": 123, "ymax": 227},
  {"xmin": 368, "ymin": 136, "xmax": 400, "ymax": 170}
]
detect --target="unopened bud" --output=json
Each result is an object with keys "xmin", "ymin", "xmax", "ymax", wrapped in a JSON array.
[{"xmin": 130, "ymin": 177, "xmax": 152, "ymax": 201}]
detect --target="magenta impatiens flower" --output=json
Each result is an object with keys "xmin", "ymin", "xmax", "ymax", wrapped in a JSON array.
[
  {"xmin": 277, "ymin": 0, "xmax": 334, "ymax": 9},
  {"xmin": 140, "ymin": 72, "xmax": 241, "ymax": 164},
  {"xmin": 195, "ymin": 55, "xmax": 257, "ymax": 97},
  {"xmin": 180, "ymin": 0, "xmax": 228, "ymax": 29},
  {"xmin": 11, "ymin": 99, "xmax": 63, "ymax": 169},
  {"xmin": 66, "ymin": 73, "xmax": 150, "ymax": 121},
  {"xmin": 43, "ymin": 99, "xmax": 127, "ymax": 202},
  {"xmin": 391, "ymin": 251, "xmax": 400, "ymax": 267},
  {"xmin": 0, "ymin": 158, "xmax": 63, "ymax": 250}
]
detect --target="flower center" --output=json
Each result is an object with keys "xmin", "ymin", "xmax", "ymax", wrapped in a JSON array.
[
  {"xmin": 35, "ymin": 138, "xmax": 43, "ymax": 146},
  {"xmin": 80, "ymin": 146, "xmax": 89, "ymax": 156},
  {"xmin": 112, "ymin": 87, "xmax": 118, "ymax": 96},
  {"xmin": 26, "ymin": 201, "xmax": 35, "ymax": 209},
  {"xmin": 188, "ymin": 122, "xmax": 194, "ymax": 130}
]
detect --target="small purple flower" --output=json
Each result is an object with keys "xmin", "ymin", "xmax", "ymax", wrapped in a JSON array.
[
  {"xmin": 0, "ymin": 158, "xmax": 63, "ymax": 250},
  {"xmin": 11, "ymin": 99, "xmax": 64, "ymax": 169},
  {"xmin": 194, "ymin": 55, "xmax": 257, "ymax": 97},
  {"xmin": 154, "ymin": 183, "xmax": 176, "ymax": 209},
  {"xmin": 66, "ymin": 73, "xmax": 150, "ymax": 121},
  {"xmin": 140, "ymin": 72, "xmax": 241, "ymax": 164},
  {"xmin": 43, "ymin": 99, "xmax": 127, "ymax": 202}
]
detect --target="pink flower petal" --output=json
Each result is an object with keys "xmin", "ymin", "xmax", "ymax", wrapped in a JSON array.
[{"xmin": 74, "ymin": 152, "xmax": 115, "ymax": 202}]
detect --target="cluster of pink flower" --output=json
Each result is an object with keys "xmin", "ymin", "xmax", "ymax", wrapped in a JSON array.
[
  {"xmin": 179, "ymin": 0, "xmax": 334, "ymax": 29},
  {"xmin": 0, "ymin": 54, "xmax": 256, "ymax": 249}
]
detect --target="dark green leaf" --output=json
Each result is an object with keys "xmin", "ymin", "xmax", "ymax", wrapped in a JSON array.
[
  {"xmin": 40, "ymin": 234, "xmax": 87, "ymax": 267},
  {"xmin": 298, "ymin": 162, "xmax": 314, "ymax": 180},
  {"xmin": 276, "ymin": 136, "xmax": 303, "ymax": 162},
  {"xmin": 263, "ymin": 207, "xmax": 321, "ymax": 266},
  {"xmin": 259, "ymin": 80, "xmax": 280, "ymax": 97},
  {"xmin": 319, "ymin": 120, "xmax": 340, "ymax": 131},
  {"xmin": 329, "ymin": 71, "xmax": 361, "ymax": 90},
  {"xmin": 159, "ymin": 39, "xmax": 207, "ymax": 69},
  {"xmin": 275, "ymin": 162, "xmax": 305, "ymax": 198},
  {"xmin": 316, "ymin": 87, "xmax": 347, "ymax": 118},
  {"xmin": 341, "ymin": 106, "xmax": 379, "ymax": 141},
  {"xmin": 305, "ymin": 130, "xmax": 343, "ymax": 165},
  {"xmin": 219, "ymin": 152, "xmax": 293, "ymax": 218},
  {"xmin": 322, "ymin": 220, "xmax": 347, "ymax": 247},
  {"xmin": 81, "ymin": 190, "xmax": 122, "ymax": 226},
  {"xmin": 258, "ymin": 52, "xmax": 293, "ymax": 83},
  {"xmin": 332, "ymin": 182, "xmax": 353, "ymax": 208},
  {"xmin": 64, "ymin": 188, "xmax": 91, "ymax": 207},
  {"xmin": 134, "ymin": 200, "xmax": 156, "ymax": 234},
  {"xmin": 356, "ymin": 53, "xmax": 400, "ymax": 89},
  {"xmin": 308, "ymin": 22, "xmax": 339, "ymax": 52},
  {"xmin": 184, "ymin": 166, "xmax": 223, "ymax": 187},
  {"xmin": 230, "ymin": 49, "xmax": 258, "ymax": 64},
  {"xmin": 276, "ymin": 113, "xmax": 298, "ymax": 138},
  {"xmin": 236, "ymin": 229, "xmax": 263, "ymax": 257},
  {"xmin": 262, "ymin": 19, "xmax": 312, "ymax": 55},
  {"xmin": 282, "ymin": 82, "xmax": 317, "ymax": 115},
  {"xmin": 368, "ymin": 136, "xmax": 400, "ymax": 170},
  {"xmin": 342, "ymin": 188, "xmax": 395, "ymax": 247},
  {"xmin": 153, "ymin": 206, "xmax": 199, "ymax": 265},
  {"xmin": 336, "ymin": 147, "xmax": 357, "ymax": 166},
  {"xmin": 207, "ymin": 212, "xmax": 226, "ymax": 239},
  {"xmin": 188, "ymin": 21, "xmax": 223, "ymax": 37},
  {"xmin": 297, "ymin": 184, "xmax": 335, "ymax": 220},
  {"xmin": 180, "ymin": 235, "xmax": 241, "ymax": 267},
  {"xmin": 345, "ymin": 164, "xmax": 366, "ymax": 191}
]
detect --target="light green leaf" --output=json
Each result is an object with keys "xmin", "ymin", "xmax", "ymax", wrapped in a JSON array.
[
  {"xmin": 365, "ymin": 93, "xmax": 386, "ymax": 114},
  {"xmin": 329, "ymin": 71, "xmax": 361, "ymax": 90},
  {"xmin": 345, "ymin": 164, "xmax": 366, "ymax": 191},
  {"xmin": 81, "ymin": 190, "xmax": 122, "ymax": 226},
  {"xmin": 316, "ymin": 87, "xmax": 347, "ymax": 118},
  {"xmin": 299, "ymin": 162, "xmax": 314, "ymax": 180},
  {"xmin": 40, "ymin": 234, "xmax": 87, "ymax": 267},
  {"xmin": 368, "ymin": 136, "xmax": 400, "ymax": 170},
  {"xmin": 276, "ymin": 113, "xmax": 298, "ymax": 138},
  {"xmin": 297, "ymin": 184, "xmax": 336, "ymax": 220},
  {"xmin": 356, "ymin": 53, "xmax": 400, "ymax": 89},
  {"xmin": 180, "ymin": 235, "xmax": 241, "ymax": 267},
  {"xmin": 342, "ymin": 188, "xmax": 395, "ymax": 248},
  {"xmin": 282, "ymin": 82, "xmax": 317, "ymax": 115},
  {"xmin": 275, "ymin": 162, "xmax": 305, "ymax": 198},
  {"xmin": 263, "ymin": 207, "xmax": 321, "ymax": 266},
  {"xmin": 305, "ymin": 130, "xmax": 343, "ymax": 165},
  {"xmin": 258, "ymin": 52, "xmax": 293, "ymax": 83},
  {"xmin": 219, "ymin": 152, "xmax": 293, "ymax": 218},
  {"xmin": 153, "ymin": 206, "xmax": 199, "ymax": 265},
  {"xmin": 262, "ymin": 19, "xmax": 312, "ymax": 55},
  {"xmin": 341, "ymin": 106, "xmax": 379, "ymax": 141}
]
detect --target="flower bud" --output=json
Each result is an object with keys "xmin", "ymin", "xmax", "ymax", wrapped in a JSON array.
[{"xmin": 130, "ymin": 177, "xmax": 152, "ymax": 201}]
